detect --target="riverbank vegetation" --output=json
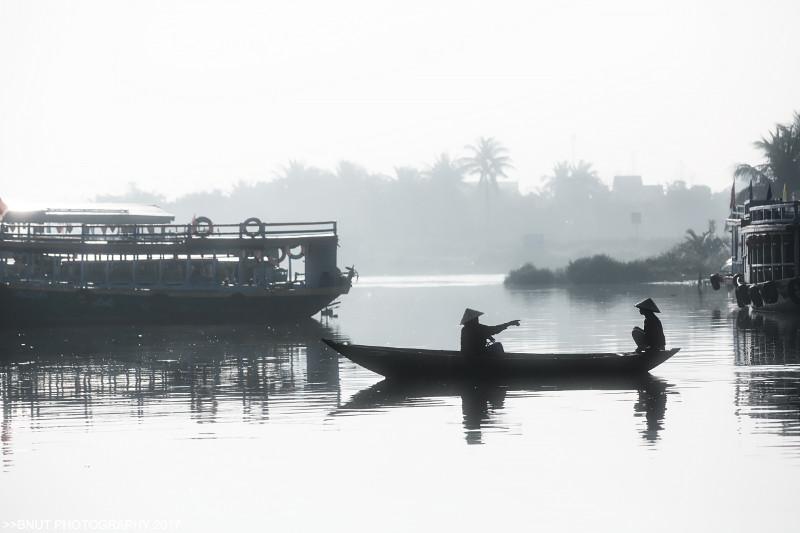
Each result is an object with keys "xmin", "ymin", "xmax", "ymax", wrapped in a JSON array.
[
  {"xmin": 735, "ymin": 112, "xmax": 800, "ymax": 200},
  {"xmin": 505, "ymin": 221, "xmax": 729, "ymax": 286},
  {"xmin": 98, "ymin": 136, "xmax": 732, "ymax": 274}
]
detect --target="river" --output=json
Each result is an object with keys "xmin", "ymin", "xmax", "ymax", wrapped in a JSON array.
[{"xmin": 1, "ymin": 276, "xmax": 799, "ymax": 532}]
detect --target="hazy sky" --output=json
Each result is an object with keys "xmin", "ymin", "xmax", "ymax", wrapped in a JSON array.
[{"xmin": 1, "ymin": 0, "xmax": 798, "ymax": 205}]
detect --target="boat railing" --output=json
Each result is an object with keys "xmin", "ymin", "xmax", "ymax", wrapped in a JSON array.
[
  {"xmin": 0, "ymin": 220, "xmax": 338, "ymax": 246},
  {"xmin": 744, "ymin": 201, "xmax": 800, "ymax": 225}
]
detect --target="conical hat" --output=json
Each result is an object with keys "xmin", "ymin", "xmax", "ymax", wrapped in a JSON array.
[
  {"xmin": 460, "ymin": 308, "xmax": 484, "ymax": 325},
  {"xmin": 634, "ymin": 298, "xmax": 660, "ymax": 313}
]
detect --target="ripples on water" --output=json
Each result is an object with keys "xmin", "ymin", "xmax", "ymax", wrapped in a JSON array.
[{"xmin": 1, "ymin": 278, "xmax": 799, "ymax": 531}]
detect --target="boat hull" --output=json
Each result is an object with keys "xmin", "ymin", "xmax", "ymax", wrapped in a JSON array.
[
  {"xmin": 322, "ymin": 340, "xmax": 679, "ymax": 379},
  {"xmin": 0, "ymin": 284, "xmax": 348, "ymax": 327}
]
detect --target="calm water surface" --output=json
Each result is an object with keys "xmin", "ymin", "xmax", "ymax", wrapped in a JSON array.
[{"xmin": 1, "ymin": 276, "xmax": 799, "ymax": 532}]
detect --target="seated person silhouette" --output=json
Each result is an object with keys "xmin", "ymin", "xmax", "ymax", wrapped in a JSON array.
[
  {"xmin": 632, "ymin": 298, "xmax": 665, "ymax": 352},
  {"xmin": 460, "ymin": 308, "xmax": 520, "ymax": 356}
]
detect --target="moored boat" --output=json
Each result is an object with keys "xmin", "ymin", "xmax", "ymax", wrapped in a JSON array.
[
  {"xmin": 0, "ymin": 203, "xmax": 354, "ymax": 326},
  {"xmin": 715, "ymin": 199, "xmax": 800, "ymax": 312},
  {"xmin": 322, "ymin": 339, "xmax": 679, "ymax": 379}
]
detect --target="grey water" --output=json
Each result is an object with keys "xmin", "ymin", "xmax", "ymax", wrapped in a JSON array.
[{"xmin": 1, "ymin": 276, "xmax": 799, "ymax": 532}]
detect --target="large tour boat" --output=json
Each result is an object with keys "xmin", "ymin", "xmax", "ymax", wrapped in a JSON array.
[
  {"xmin": 715, "ymin": 198, "xmax": 800, "ymax": 312},
  {"xmin": 0, "ymin": 204, "xmax": 354, "ymax": 326}
]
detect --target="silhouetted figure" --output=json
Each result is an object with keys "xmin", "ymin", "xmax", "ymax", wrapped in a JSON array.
[
  {"xmin": 631, "ymin": 298, "xmax": 666, "ymax": 351},
  {"xmin": 460, "ymin": 308, "xmax": 520, "ymax": 356}
]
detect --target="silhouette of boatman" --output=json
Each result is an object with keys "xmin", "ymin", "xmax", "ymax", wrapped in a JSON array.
[
  {"xmin": 460, "ymin": 308, "xmax": 520, "ymax": 356},
  {"xmin": 632, "ymin": 298, "xmax": 665, "ymax": 352}
]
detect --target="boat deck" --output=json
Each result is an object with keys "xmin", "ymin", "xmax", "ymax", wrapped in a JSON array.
[{"xmin": 0, "ymin": 221, "xmax": 338, "ymax": 255}]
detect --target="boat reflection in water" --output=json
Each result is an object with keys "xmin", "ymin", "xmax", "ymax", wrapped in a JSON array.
[
  {"xmin": 337, "ymin": 375, "xmax": 672, "ymax": 445},
  {"xmin": 733, "ymin": 310, "xmax": 800, "ymax": 439},
  {"xmin": 0, "ymin": 320, "xmax": 343, "ymax": 458}
]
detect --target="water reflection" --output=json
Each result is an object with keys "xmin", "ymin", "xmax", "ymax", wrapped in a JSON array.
[
  {"xmin": 733, "ymin": 310, "xmax": 800, "ymax": 440},
  {"xmin": 0, "ymin": 321, "xmax": 343, "ymax": 466},
  {"xmin": 338, "ymin": 375, "xmax": 673, "ymax": 445},
  {"xmin": 734, "ymin": 310, "xmax": 800, "ymax": 365}
]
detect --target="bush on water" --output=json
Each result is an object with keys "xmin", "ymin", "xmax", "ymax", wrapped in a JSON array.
[
  {"xmin": 565, "ymin": 254, "xmax": 655, "ymax": 284},
  {"xmin": 503, "ymin": 263, "xmax": 562, "ymax": 286},
  {"xmin": 504, "ymin": 255, "xmax": 654, "ymax": 286},
  {"xmin": 506, "ymin": 222, "xmax": 730, "ymax": 285}
]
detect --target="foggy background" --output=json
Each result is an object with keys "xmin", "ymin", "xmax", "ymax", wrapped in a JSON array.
[{"xmin": 1, "ymin": 0, "xmax": 799, "ymax": 273}]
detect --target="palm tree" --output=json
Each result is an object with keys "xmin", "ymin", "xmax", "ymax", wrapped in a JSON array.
[
  {"xmin": 335, "ymin": 160, "xmax": 369, "ymax": 182},
  {"xmin": 734, "ymin": 112, "xmax": 800, "ymax": 195},
  {"xmin": 460, "ymin": 137, "xmax": 513, "ymax": 202},
  {"xmin": 394, "ymin": 166, "xmax": 421, "ymax": 183},
  {"xmin": 425, "ymin": 153, "xmax": 464, "ymax": 187},
  {"xmin": 542, "ymin": 160, "xmax": 605, "ymax": 203},
  {"xmin": 682, "ymin": 220, "xmax": 727, "ymax": 283},
  {"xmin": 277, "ymin": 160, "xmax": 308, "ymax": 181}
]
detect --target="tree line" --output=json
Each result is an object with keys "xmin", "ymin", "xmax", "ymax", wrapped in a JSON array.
[
  {"xmin": 99, "ymin": 137, "xmax": 732, "ymax": 274},
  {"xmin": 735, "ymin": 112, "xmax": 800, "ymax": 201},
  {"xmin": 505, "ymin": 221, "xmax": 728, "ymax": 285}
]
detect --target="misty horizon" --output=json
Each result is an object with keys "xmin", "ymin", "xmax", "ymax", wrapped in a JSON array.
[{"xmin": 2, "ymin": 0, "xmax": 799, "ymax": 206}]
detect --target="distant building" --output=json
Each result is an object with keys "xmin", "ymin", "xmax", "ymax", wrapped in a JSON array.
[
  {"xmin": 613, "ymin": 175, "xmax": 643, "ymax": 194},
  {"xmin": 641, "ymin": 184, "xmax": 664, "ymax": 202},
  {"xmin": 613, "ymin": 175, "xmax": 663, "ymax": 203}
]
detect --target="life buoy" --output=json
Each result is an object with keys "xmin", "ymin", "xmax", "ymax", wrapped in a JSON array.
[
  {"xmin": 734, "ymin": 284, "xmax": 749, "ymax": 308},
  {"xmin": 788, "ymin": 278, "xmax": 800, "ymax": 305},
  {"xmin": 242, "ymin": 217, "xmax": 263, "ymax": 238},
  {"xmin": 192, "ymin": 216, "xmax": 213, "ymax": 237},
  {"xmin": 749, "ymin": 285, "xmax": 764, "ymax": 308},
  {"xmin": 733, "ymin": 273, "xmax": 750, "ymax": 308},
  {"xmin": 762, "ymin": 281, "xmax": 779, "ymax": 304},
  {"xmin": 287, "ymin": 244, "xmax": 305, "ymax": 260}
]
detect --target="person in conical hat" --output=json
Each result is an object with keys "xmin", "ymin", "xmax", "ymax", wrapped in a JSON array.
[
  {"xmin": 460, "ymin": 307, "xmax": 520, "ymax": 356},
  {"xmin": 460, "ymin": 308, "xmax": 484, "ymax": 325},
  {"xmin": 634, "ymin": 298, "xmax": 660, "ymax": 313},
  {"xmin": 632, "ymin": 298, "xmax": 665, "ymax": 351}
]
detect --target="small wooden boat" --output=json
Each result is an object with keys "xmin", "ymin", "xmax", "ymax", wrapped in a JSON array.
[{"xmin": 322, "ymin": 339, "xmax": 679, "ymax": 379}]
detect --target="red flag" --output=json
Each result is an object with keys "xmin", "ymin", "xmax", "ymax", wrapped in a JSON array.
[
  {"xmin": 0, "ymin": 197, "xmax": 8, "ymax": 217},
  {"xmin": 729, "ymin": 180, "xmax": 736, "ymax": 210}
]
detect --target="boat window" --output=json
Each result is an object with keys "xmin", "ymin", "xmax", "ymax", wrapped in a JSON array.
[
  {"xmin": 772, "ymin": 208, "xmax": 780, "ymax": 220},
  {"xmin": 764, "ymin": 209, "xmax": 772, "ymax": 221},
  {"xmin": 162, "ymin": 261, "xmax": 185, "ymax": 285},
  {"xmin": 785, "ymin": 266, "xmax": 795, "ymax": 279},
  {"xmin": 765, "ymin": 266, "xmax": 774, "ymax": 281},
  {"xmin": 773, "ymin": 237, "xmax": 782, "ymax": 264},
  {"xmin": 84, "ymin": 261, "xmax": 105, "ymax": 286},
  {"xmin": 764, "ymin": 238, "xmax": 772, "ymax": 263},
  {"xmin": 110, "ymin": 261, "xmax": 133, "ymax": 285},
  {"xmin": 189, "ymin": 259, "xmax": 216, "ymax": 286},
  {"xmin": 135, "ymin": 260, "xmax": 158, "ymax": 285},
  {"xmin": 785, "ymin": 237, "xmax": 795, "ymax": 265}
]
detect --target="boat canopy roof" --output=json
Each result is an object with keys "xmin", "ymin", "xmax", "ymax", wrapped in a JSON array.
[{"xmin": 2, "ymin": 203, "xmax": 175, "ymax": 224}]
